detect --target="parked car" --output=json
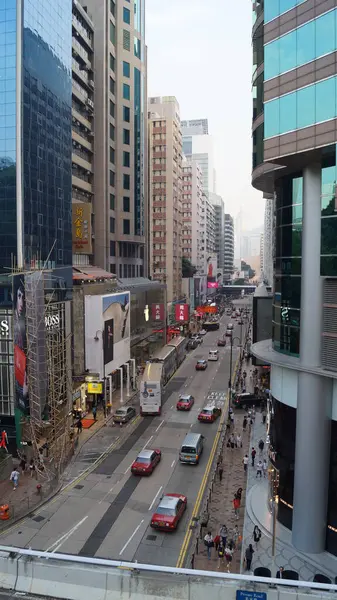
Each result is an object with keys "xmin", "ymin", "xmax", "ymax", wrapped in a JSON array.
[
  {"xmin": 176, "ymin": 394, "xmax": 195, "ymax": 411},
  {"xmin": 151, "ymin": 493, "xmax": 187, "ymax": 531},
  {"xmin": 131, "ymin": 449, "xmax": 161, "ymax": 475},
  {"xmin": 195, "ymin": 359, "xmax": 208, "ymax": 371},
  {"xmin": 113, "ymin": 406, "xmax": 136, "ymax": 424}
]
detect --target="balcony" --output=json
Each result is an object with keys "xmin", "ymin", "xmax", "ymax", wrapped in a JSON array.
[
  {"xmin": 153, "ymin": 249, "xmax": 166, "ymax": 256},
  {"xmin": 152, "ymin": 200, "xmax": 166, "ymax": 208},
  {"xmin": 72, "ymin": 17, "xmax": 93, "ymax": 51},
  {"xmin": 153, "ymin": 126, "xmax": 166, "ymax": 134},
  {"xmin": 153, "ymin": 175, "xmax": 166, "ymax": 183},
  {"xmin": 72, "ymin": 152, "xmax": 92, "ymax": 172},
  {"xmin": 72, "ymin": 129, "xmax": 92, "ymax": 152},
  {"xmin": 153, "ymin": 225, "xmax": 165, "ymax": 232},
  {"xmin": 72, "ymin": 174, "xmax": 92, "ymax": 193},
  {"xmin": 72, "ymin": 83, "xmax": 87, "ymax": 106},
  {"xmin": 153, "ymin": 151, "xmax": 166, "ymax": 159}
]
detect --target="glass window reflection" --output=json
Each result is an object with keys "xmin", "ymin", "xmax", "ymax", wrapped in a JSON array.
[
  {"xmin": 280, "ymin": 92, "xmax": 296, "ymax": 133},
  {"xmin": 316, "ymin": 77, "xmax": 335, "ymax": 123},
  {"xmin": 297, "ymin": 85, "xmax": 315, "ymax": 130},
  {"xmin": 279, "ymin": 30, "xmax": 296, "ymax": 74},
  {"xmin": 322, "ymin": 217, "xmax": 337, "ymax": 255},
  {"xmin": 316, "ymin": 11, "xmax": 335, "ymax": 57},
  {"xmin": 296, "ymin": 19, "xmax": 315, "ymax": 66}
]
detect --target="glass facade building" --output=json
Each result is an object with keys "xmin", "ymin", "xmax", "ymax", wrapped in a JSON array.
[{"xmin": 0, "ymin": 0, "xmax": 72, "ymax": 273}]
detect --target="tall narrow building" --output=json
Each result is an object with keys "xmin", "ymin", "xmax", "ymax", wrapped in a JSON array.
[
  {"xmin": 210, "ymin": 193, "xmax": 225, "ymax": 272},
  {"xmin": 182, "ymin": 119, "xmax": 216, "ymax": 197},
  {"xmin": 224, "ymin": 214, "xmax": 234, "ymax": 281},
  {"xmin": 148, "ymin": 96, "xmax": 182, "ymax": 302},
  {"xmin": 85, "ymin": 0, "xmax": 147, "ymax": 278},
  {"xmin": 181, "ymin": 157, "xmax": 206, "ymax": 274}
]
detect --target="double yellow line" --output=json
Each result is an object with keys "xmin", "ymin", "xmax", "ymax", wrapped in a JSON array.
[{"xmin": 176, "ymin": 356, "xmax": 239, "ymax": 568}]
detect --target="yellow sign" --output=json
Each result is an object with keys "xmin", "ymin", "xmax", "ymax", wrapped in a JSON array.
[
  {"xmin": 72, "ymin": 203, "xmax": 92, "ymax": 254},
  {"xmin": 87, "ymin": 382, "xmax": 103, "ymax": 394}
]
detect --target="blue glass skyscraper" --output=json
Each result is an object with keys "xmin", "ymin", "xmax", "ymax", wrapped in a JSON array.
[{"xmin": 0, "ymin": 0, "xmax": 72, "ymax": 272}]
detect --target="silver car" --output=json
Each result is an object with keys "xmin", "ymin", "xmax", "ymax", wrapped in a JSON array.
[{"xmin": 113, "ymin": 406, "xmax": 136, "ymax": 424}]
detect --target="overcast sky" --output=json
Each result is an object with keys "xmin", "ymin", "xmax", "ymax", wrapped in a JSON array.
[{"xmin": 146, "ymin": 0, "xmax": 265, "ymax": 231}]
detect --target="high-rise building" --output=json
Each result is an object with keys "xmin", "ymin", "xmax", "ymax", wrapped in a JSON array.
[
  {"xmin": 0, "ymin": 0, "xmax": 73, "ymax": 272},
  {"xmin": 72, "ymin": 1, "xmax": 95, "ymax": 266},
  {"xmin": 263, "ymin": 193, "xmax": 274, "ymax": 286},
  {"xmin": 182, "ymin": 120, "xmax": 216, "ymax": 197},
  {"xmin": 148, "ymin": 96, "xmax": 182, "ymax": 302},
  {"xmin": 85, "ymin": 0, "xmax": 147, "ymax": 278},
  {"xmin": 252, "ymin": 0, "xmax": 337, "ymax": 557},
  {"xmin": 181, "ymin": 158, "xmax": 206, "ymax": 274},
  {"xmin": 205, "ymin": 194, "xmax": 216, "ymax": 257},
  {"xmin": 210, "ymin": 192, "xmax": 225, "ymax": 271},
  {"xmin": 234, "ymin": 209, "xmax": 243, "ymax": 260},
  {"xmin": 259, "ymin": 233, "xmax": 264, "ymax": 275},
  {"xmin": 224, "ymin": 214, "xmax": 234, "ymax": 281}
]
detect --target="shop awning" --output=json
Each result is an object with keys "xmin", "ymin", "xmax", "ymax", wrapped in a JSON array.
[{"xmin": 73, "ymin": 266, "xmax": 116, "ymax": 282}]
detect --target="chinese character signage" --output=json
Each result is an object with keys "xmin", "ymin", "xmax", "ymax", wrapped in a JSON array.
[
  {"xmin": 152, "ymin": 303, "xmax": 164, "ymax": 321},
  {"xmin": 175, "ymin": 303, "xmax": 189, "ymax": 322},
  {"xmin": 72, "ymin": 203, "xmax": 92, "ymax": 254}
]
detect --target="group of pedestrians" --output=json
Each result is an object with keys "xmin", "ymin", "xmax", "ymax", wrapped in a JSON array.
[{"xmin": 204, "ymin": 522, "xmax": 242, "ymax": 572}]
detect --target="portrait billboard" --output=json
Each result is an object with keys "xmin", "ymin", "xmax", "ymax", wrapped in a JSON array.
[
  {"xmin": 217, "ymin": 269, "xmax": 223, "ymax": 285},
  {"xmin": 13, "ymin": 274, "xmax": 29, "ymax": 415},
  {"xmin": 206, "ymin": 254, "xmax": 218, "ymax": 280}
]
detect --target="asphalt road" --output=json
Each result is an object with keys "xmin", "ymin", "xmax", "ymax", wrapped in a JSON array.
[{"xmin": 0, "ymin": 303, "xmax": 250, "ymax": 568}]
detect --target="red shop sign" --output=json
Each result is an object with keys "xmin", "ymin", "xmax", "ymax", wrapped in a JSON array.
[
  {"xmin": 175, "ymin": 303, "xmax": 189, "ymax": 322},
  {"xmin": 152, "ymin": 303, "xmax": 164, "ymax": 321}
]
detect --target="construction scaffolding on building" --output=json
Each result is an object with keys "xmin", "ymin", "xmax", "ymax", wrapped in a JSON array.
[{"xmin": 19, "ymin": 269, "xmax": 72, "ymax": 481}]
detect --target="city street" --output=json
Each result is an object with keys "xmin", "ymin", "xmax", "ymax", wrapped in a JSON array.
[{"xmin": 0, "ymin": 309, "xmax": 248, "ymax": 568}]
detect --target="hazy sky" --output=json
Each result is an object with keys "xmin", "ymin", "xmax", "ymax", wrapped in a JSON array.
[{"xmin": 146, "ymin": 0, "xmax": 265, "ymax": 231}]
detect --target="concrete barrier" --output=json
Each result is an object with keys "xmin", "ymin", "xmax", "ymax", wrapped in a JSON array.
[{"xmin": 0, "ymin": 546, "xmax": 336, "ymax": 600}]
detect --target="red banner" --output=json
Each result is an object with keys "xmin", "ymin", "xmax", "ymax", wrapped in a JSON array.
[
  {"xmin": 152, "ymin": 303, "xmax": 164, "ymax": 321},
  {"xmin": 175, "ymin": 303, "xmax": 189, "ymax": 322},
  {"xmin": 196, "ymin": 305, "xmax": 217, "ymax": 314}
]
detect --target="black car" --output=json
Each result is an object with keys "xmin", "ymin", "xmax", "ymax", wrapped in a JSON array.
[{"xmin": 233, "ymin": 392, "xmax": 261, "ymax": 408}]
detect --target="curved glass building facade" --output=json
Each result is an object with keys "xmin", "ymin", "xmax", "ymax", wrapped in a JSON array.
[{"xmin": 252, "ymin": 0, "xmax": 337, "ymax": 558}]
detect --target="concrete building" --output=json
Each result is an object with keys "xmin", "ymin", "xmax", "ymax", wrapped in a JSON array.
[
  {"xmin": 263, "ymin": 193, "xmax": 274, "ymax": 286},
  {"xmin": 205, "ymin": 195, "xmax": 216, "ymax": 257},
  {"xmin": 182, "ymin": 120, "xmax": 216, "ymax": 197},
  {"xmin": 224, "ymin": 214, "xmax": 235, "ymax": 280},
  {"xmin": 72, "ymin": 1, "xmax": 95, "ymax": 266},
  {"xmin": 210, "ymin": 193, "xmax": 225, "ymax": 271},
  {"xmin": 241, "ymin": 231, "xmax": 262, "ymax": 258},
  {"xmin": 251, "ymin": 0, "xmax": 337, "ymax": 558},
  {"xmin": 85, "ymin": 0, "xmax": 147, "ymax": 278},
  {"xmin": 181, "ymin": 158, "xmax": 206, "ymax": 274},
  {"xmin": 259, "ymin": 233, "xmax": 264, "ymax": 275},
  {"xmin": 148, "ymin": 96, "xmax": 183, "ymax": 302}
]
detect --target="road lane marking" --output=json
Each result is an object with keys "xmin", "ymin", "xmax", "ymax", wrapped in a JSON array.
[
  {"xmin": 119, "ymin": 519, "xmax": 144, "ymax": 555},
  {"xmin": 148, "ymin": 485, "xmax": 163, "ymax": 511},
  {"xmin": 142, "ymin": 435, "xmax": 153, "ymax": 450},
  {"xmin": 155, "ymin": 419, "xmax": 164, "ymax": 432},
  {"xmin": 124, "ymin": 463, "xmax": 133, "ymax": 475},
  {"xmin": 46, "ymin": 516, "xmax": 88, "ymax": 553},
  {"xmin": 170, "ymin": 405, "xmax": 173, "ymax": 409},
  {"xmin": 171, "ymin": 460, "xmax": 176, "ymax": 468}
]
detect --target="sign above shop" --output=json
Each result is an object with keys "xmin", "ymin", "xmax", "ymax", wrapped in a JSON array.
[
  {"xmin": 72, "ymin": 202, "xmax": 92, "ymax": 255},
  {"xmin": 87, "ymin": 382, "xmax": 103, "ymax": 394},
  {"xmin": 175, "ymin": 303, "xmax": 189, "ymax": 322},
  {"xmin": 152, "ymin": 303, "xmax": 164, "ymax": 321}
]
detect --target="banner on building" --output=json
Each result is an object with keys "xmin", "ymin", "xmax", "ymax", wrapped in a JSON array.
[
  {"xmin": 72, "ymin": 202, "xmax": 92, "ymax": 254},
  {"xmin": 196, "ymin": 305, "xmax": 217, "ymax": 314},
  {"xmin": 175, "ymin": 303, "xmax": 189, "ymax": 322},
  {"xmin": 217, "ymin": 269, "xmax": 223, "ymax": 285},
  {"xmin": 207, "ymin": 281, "xmax": 219, "ymax": 289},
  {"xmin": 152, "ymin": 303, "xmax": 164, "ymax": 321},
  {"xmin": 206, "ymin": 254, "xmax": 218, "ymax": 280},
  {"xmin": 13, "ymin": 274, "xmax": 29, "ymax": 417}
]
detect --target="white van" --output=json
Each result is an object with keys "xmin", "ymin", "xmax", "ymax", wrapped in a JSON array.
[{"xmin": 208, "ymin": 350, "xmax": 219, "ymax": 361}]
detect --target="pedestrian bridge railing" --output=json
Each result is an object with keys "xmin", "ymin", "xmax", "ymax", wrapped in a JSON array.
[{"xmin": 0, "ymin": 545, "xmax": 336, "ymax": 600}]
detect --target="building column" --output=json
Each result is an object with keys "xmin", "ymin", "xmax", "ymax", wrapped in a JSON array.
[{"xmin": 292, "ymin": 164, "xmax": 332, "ymax": 553}]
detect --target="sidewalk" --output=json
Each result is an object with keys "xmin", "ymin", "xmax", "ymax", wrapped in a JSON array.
[
  {"xmin": 0, "ymin": 385, "xmax": 139, "ymax": 528},
  {"xmin": 242, "ymin": 412, "xmax": 337, "ymax": 580}
]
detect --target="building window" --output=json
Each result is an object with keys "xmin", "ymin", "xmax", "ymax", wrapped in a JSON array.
[
  {"xmin": 123, "ymin": 151, "xmax": 130, "ymax": 167},
  {"xmin": 110, "ymin": 240, "xmax": 116, "ymax": 256},
  {"xmin": 110, "ymin": 77, "xmax": 115, "ymax": 95},
  {"xmin": 110, "ymin": 263, "xmax": 116, "ymax": 274},
  {"xmin": 110, "ymin": 100, "xmax": 115, "ymax": 117},
  {"xmin": 110, "ymin": 170, "xmax": 115, "ymax": 186},
  {"xmin": 110, "ymin": 124, "xmax": 115, "ymax": 140},
  {"xmin": 123, "ymin": 61, "xmax": 130, "ymax": 77},
  {"xmin": 110, "ymin": 146, "xmax": 115, "ymax": 164},
  {"xmin": 123, "ymin": 174, "xmax": 130, "ymax": 190},
  {"xmin": 123, "ymin": 29, "xmax": 130, "ymax": 51},
  {"xmin": 123, "ymin": 196, "xmax": 130, "ymax": 212},
  {"xmin": 110, "ymin": 217, "xmax": 115, "ymax": 233},
  {"xmin": 123, "ymin": 7, "xmax": 130, "ymax": 24},
  {"xmin": 123, "ymin": 83, "xmax": 130, "ymax": 100},
  {"xmin": 134, "ymin": 36, "xmax": 141, "ymax": 58},
  {"xmin": 123, "ymin": 219, "xmax": 130, "ymax": 234},
  {"xmin": 123, "ymin": 106, "xmax": 130, "ymax": 122},
  {"xmin": 38, "ymin": 180, "xmax": 43, "ymax": 192},
  {"xmin": 123, "ymin": 128, "xmax": 130, "ymax": 144},
  {"xmin": 110, "ymin": 193, "xmax": 115, "ymax": 210},
  {"xmin": 110, "ymin": 21, "xmax": 115, "ymax": 44},
  {"xmin": 110, "ymin": 53, "xmax": 115, "ymax": 71},
  {"xmin": 110, "ymin": 0, "xmax": 115, "ymax": 16}
]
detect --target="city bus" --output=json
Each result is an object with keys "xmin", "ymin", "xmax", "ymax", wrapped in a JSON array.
[
  {"xmin": 167, "ymin": 336, "xmax": 188, "ymax": 367},
  {"xmin": 140, "ymin": 362, "xmax": 163, "ymax": 415}
]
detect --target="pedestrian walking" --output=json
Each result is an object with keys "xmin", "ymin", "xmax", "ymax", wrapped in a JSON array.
[
  {"xmin": 258, "ymin": 439, "xmax": 264, "ymax": 454},
  {"xmin": 236, "ymin": 487, "xmax": 243, "ymax": 501},
  {"xmin": 214, "ymin": 534, "xmax": 221, "ymax": 551},
  {"xmin": 263, "ymin": 459, "xmax": 268, "ymax": 477},
  {"xmin": 251, "ymin": 447, "xmax": 256, "ymax": 467},
  {"xmin": 204, "ymin": 532, "xmax": 214, "ymax": 560},
  {"xmin": 230, "ymin": 433, "xmax": 235, "ymax": 450},
  {"xmin": 236, "ymin": 432, "xmax": 242, "ymax": 448},
  {"xmin": 225, "ymin": 543, "xmax": 234, "ymax": 572},
  {"xmin": 261, "ymin": 408, "xmax": 267, "ymax": 424},
  {"xmin": 233, "ymin": 494, "xmax": 240, "ymax": 520},
  {"xmin": 230, "ymin": 411, "xmax": 235, "ymax": 427},
  {"xmin": 232, "ymin": 525, "xmax": 239, "ymax": 546},
  {"xmin": 218, "ymin": 463, "xmax": 223, "ymax": 482},
  {"xmin": 92, "ymin": 405, "xmax": 97, "ymax": 421},
  {"xmin": 242, "ymin": 416, "xmax": 247, "ymax": 432},
  {"xmin": 19, "ymin": 454, "xmax": 27, "ymax": 475},
  {"xmin": 256, "ymin": 460, "xmax": 263, "ymax": 478},
  {"xmin": 253, "ymin": 525, "xmax": 262, "ymax": 549},
  {"xmin": 243, "ymin": 454, "xmax": 249, "ymax": 472},
  {"xmin": 10, "ymin": 467, "xmax": 20, "ymax": 490},
  {"xmin": 245, "ymin": 544, "xmax": 254, "ymax": 571},
  {"xmin": 77, "ymin": 418, "xmax": 83, "ymax": 434},
  {"xmin": 29, "ymin": 458, "xmax": 36, "ymax": 478},
  {"xmin": 219, "ymin": 524, "xmax": 227, "ymax": 546},
  {"xmin": 217, "ymin": 539, "xmax": 225, "ymax": 570}
]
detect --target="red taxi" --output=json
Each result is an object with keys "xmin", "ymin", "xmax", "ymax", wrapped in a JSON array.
[
  {"xmin": 176, "ymin": 394, "xmax": 195, "ymax": 411},
  {"xmin": 198, "ymin": 403, "xmax": 222, "ymax": 423},
  {"xmin": 195, "ymin": 359, "xmax": 207, "ymax": 371},
  {"xmin": 131, "ymin": 449, "xmax": 161, "ymax": 475},
  {"xmin": 151, "ymin": 493, "xmax": 187, "ymax": 531}
]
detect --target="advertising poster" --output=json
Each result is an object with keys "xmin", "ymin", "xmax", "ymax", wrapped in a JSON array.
[
  {"xmin": 103, "ymin": 318, "xmax": 114, "ymax": 365},
  {"xmin": 217, "ymin": 269, "xmax": 223, "ymax": 286},
  {"xmin": 206, "ymin": 254, "xmax": 218, "ymax": 280},
  {"xmin": 72, "ymin": 202, "xmax": 92, "ymax": 255},
  {"xmin": 207, "ymin": 281, "xmax": 219, "ymax": 289},
  {"xmin": 194, "ymin": 277, "xmax": 201, "ymax": 306},
  {"xmin": 200, "ymin": 276, "xmax": 207, "ymax": 303},
  {"xmin": 102, "ymin": 292, "xmax": 130, "ymax": 376},
  {"xmin": 13, "ymin": 274, "xmax": 29, "ymax": 415}
]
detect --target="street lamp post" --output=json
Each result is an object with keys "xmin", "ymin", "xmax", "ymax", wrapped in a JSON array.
[{"xmin": 227, "ymin": 335, "xmax": 241, "ymax": 409}]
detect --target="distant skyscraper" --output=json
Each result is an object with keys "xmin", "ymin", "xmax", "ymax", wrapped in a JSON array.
[
  {"xmin": 210, "ymin": 193, "xmax": 225, "ymax": 271},
  {"xmin": 181, "ymin": 158, "xmax": 206, "ymax": 274},
  {"xmin": 263, "ymin": 193, "xmax": 274, "ymax": 286},
  {"xmin": 224, "ymin": 214, "xmax": 234, "ymax": 280},
  {"xmin": 234, "ymin": 210, "xmax": 243, "ymax": 260},
  {"xmin": 182, "ymin": 120, "xmax": 215, "ymax": 197},
  {"xmin": 181, "ymin": 119, "xmax": 209, "ymax": 135}
]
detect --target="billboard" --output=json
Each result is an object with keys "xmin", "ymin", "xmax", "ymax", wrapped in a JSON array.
[
  {"xmin": 217, "ymin": 269, "xmax": 223, "ymax": 285},
  {"xmin": 13, "ymin": 274, "xmax": 29, "ymax": 415},
  {"xmin": 207, "ymin": 281, "xmax": 219, "ymax": 289},
  {"xmin": 72, "ymin": 203, "xmax": 92, "ymax": 254},
  {"xmin": 175, "ymin": 303, "xmax": 189, "ymax": 322},
  {"xmin": 200, "ymin": 276, "xmax": 207, "ymax": 303},
  {"xmin": 206, "ymin": 254, "xmax": 218, "ymax": 280},
  {"xmin": 85, "ymin": 292, "xmax": 131, "ymax": 378}
]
